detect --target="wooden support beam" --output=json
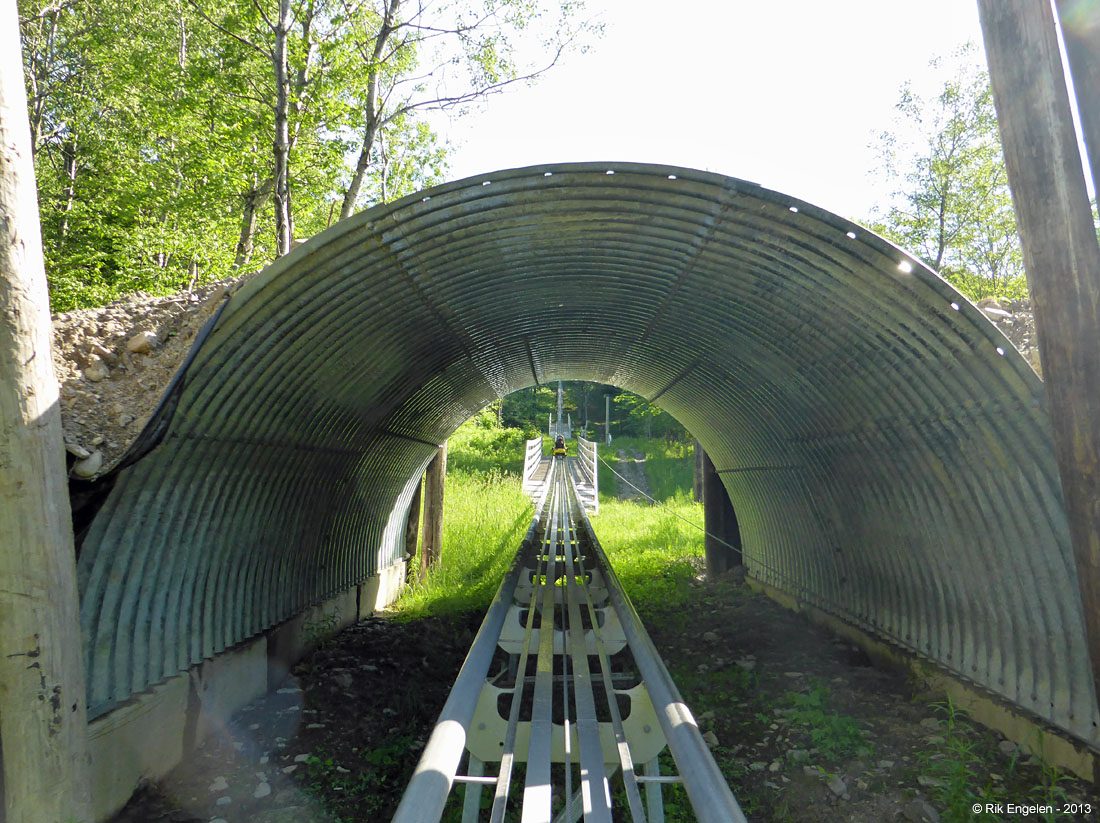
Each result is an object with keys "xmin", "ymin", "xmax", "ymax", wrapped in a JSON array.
[
  {"xmin": 0, "ymin": 5, "xmax": 92, "ymax": 819},
  {"xmin": 420, "ymin": 442, "xmax": 447, "ymax": 579},
  {"xmin": 701, "ymin": 450, "xmax": 741, "ymax": 576},
  {"xmin": 1054, "ymin": 0, "xmax": 1100, "ymax": 195},
  {"xmin": 404, "ymin": 475, "xmax": 422, "ymax": 581},
  {"xmin": 979, "ymin": 0, "xmax": 1100, "ymax": 710}
]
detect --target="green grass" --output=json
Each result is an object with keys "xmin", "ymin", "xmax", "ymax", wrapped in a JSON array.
[
  {"xmin": 784, "ymin": 678, "xmax": 868, "ymax": 760},
  {"xmin": 446, "ymin": 414, "xmax": 533, "ymax": 476},
  {"xmin": 396, "ymin": 418, "xmax": 704, "ymax": 618},
  {"xmin": 590, "ymin": 498, "xmax": 704, "ymax": 614},
  {"xmin": 394, "ymin": 419, "xmax": 534, "ymax": 620},
  {"xmin": 596, "ymin": 436, "xmax": 696, "ymax": 502}
]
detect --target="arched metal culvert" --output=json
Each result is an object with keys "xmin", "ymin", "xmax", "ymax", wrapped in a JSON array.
[{"xmin": 76, "ymin": 163, "xmax": 1089, "ymax": 748}]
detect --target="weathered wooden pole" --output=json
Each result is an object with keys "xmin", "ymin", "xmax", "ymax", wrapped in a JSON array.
[
  {"xmin": 0, "ymin": 5, "xmax": 92, "ymax": 819},
  {"xmin": 1053, "ymin": 0, "xmax": 1100, "ymax": 194},
  {"xmin": 701, "ymin": 450, "xmax": 741, "ymax": 576},
  {"xmin": 404, "ymin": 476, "xmax": 422, "ymax": 580},
  {"xmin": 420, "ymin": 442, "xmax": 447, "ymax": 579},
  {"xmin": 978, "ymin": 0, "xmax": 1100, "ymax": 708}
]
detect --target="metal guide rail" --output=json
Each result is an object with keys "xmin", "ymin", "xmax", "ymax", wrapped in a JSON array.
[{"xmin": 393, "ymin": 460, "xmax": 746, "ymax": 823}]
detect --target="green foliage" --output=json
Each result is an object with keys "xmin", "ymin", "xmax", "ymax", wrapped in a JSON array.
[
  {"xmin": 914, "ymin": 698, "xmax": 1002, "ymax": 822},
  {"xmin": 591, "ymin": 502, "xmax": 703, "ymax": 613},
  {"xmin": 869, "ymin": 43, "xmax": 1027, "ymax": 302},
  {"xmin": 21, "ymin": 0, "xmax": 596, "ymax": 311},
  {"xmin": 447, "ymin": 412, "xmax": 532, "ymax": 475},
  {"xmin": 500, "ymin": 383, "xmax": 692, "ymax": 444},
  {"xmin": 784, "ymin": 679, "xmax": 867, "ymax": 760}
]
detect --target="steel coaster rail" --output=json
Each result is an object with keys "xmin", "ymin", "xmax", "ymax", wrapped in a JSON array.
[
  {"xmin": 566, "ymin": 470, "xmax": 748, "ymax": 823},
  {"xmin": 561, "ymin": 491, "xmax": 646, "ymax": 821},
  {"xmin": 395, "ymin": 456, "xmax": 746, "ymax": 822},
  {"xmin": 490, "ymin": 472, "xmax": 557, "ymax": 823},
  {"xmin": 392, "ymin": 477, "xmax": 554, "ymax": 823}
]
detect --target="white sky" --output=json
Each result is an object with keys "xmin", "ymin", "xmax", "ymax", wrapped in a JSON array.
[{"xmin": 428, "ymin": 0, "xmax": 986, "ymax": 222}]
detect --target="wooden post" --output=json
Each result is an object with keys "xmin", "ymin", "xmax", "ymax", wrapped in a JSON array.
[
  {"xmin": 979, "ymin": 0, "xmax": 1100, "ymax": 709},
  {"xmin": 701, "ymin": 450, "xmax": 741, "ymax": 576},
  {"xmin": 1054, "ymin": 0, "xmax": 1100, "ymax": 194},
  {"xmin": 0, "ymin": 5, "xmax": 92, "ymax": 819},
  {"xmin": 404, "ymin": 476, "xmax": 422, "ymax": 581},
  {"xmin": 420, "ymin": 442, "xmax": 447, "ymax": 579},
  {"xmin": 693, "ymin": 439, "xmax": 704, "ymax": 503}
]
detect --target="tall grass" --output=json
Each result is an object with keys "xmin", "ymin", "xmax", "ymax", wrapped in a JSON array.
[
  {"xmin": 394, "ymin": 418, "xmax": 704, "ymax": 619},
  {"xmin": 590, "ymin": 437, "xmax": 705, "ymax": 612},
  {"xmin": 394, "ymin": 420, "xmax": 533, "ymax": 620},
  {"xmin": 593, "ymin": 498, "xmax": 704, "ymax": 612}
]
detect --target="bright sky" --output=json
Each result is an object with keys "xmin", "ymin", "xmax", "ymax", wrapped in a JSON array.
[{"xmin": 429, "ymin": 0, "xmax": 986, "ymax": 223}]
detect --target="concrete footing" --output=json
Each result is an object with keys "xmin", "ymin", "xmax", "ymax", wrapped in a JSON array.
[
  {"xmin": 748, "ymin": 577, "xmax": 1100, "ymax": 783},
  {"xmin": 87, "ymin": 560, "xmax": 407, "ymax": 821}
]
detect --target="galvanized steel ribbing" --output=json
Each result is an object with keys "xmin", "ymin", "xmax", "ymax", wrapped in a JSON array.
[{"xmin": 74, "ymin": 164, "xmax": 1087, "ymax": 747}]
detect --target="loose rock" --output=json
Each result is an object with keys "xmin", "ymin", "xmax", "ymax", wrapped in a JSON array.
[
  {"xmin": 126, "ymin": 330, "xmax": 159, "ymax": 354},
  {"xmin": 72, "ymin": 450, "xmax": 104, "ymax": 478}
]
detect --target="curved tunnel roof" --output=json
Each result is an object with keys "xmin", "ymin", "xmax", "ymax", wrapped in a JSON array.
[{"xmin": 77, "ymin": 163, "xmax": 1092, "ymax": 745}]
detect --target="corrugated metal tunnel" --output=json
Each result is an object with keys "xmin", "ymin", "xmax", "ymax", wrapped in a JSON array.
[{"xmin": 76, "ymin": 162, "xmax": 1094, "ymax": 750}]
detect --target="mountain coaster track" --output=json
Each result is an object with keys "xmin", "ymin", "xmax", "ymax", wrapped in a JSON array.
[{"xmin": 393, "ymin": 455, "xmax": 746, "ymax": 822}]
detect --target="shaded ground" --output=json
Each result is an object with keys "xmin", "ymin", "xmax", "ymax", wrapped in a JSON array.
[{"xmin": 109, "ymin": 573, "xmax": 1095, "ymax": 823}]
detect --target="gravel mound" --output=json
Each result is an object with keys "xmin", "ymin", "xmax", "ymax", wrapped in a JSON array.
[{"xmin": 52, "ymin": 274, "xmax": 254, "ymax": 478}]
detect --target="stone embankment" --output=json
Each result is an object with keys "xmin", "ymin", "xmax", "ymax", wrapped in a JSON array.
[{"xmin": 51, "ymin": 275, "xmax": 251, "ymax": 478}]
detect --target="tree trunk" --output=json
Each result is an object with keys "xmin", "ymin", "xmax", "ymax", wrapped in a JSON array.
[
  {"xmin": 693, "ymin": 439, "xmax": 704, "ymax": 503},
  {"xmin": 341, "ymin": 119, "xmax": 379, "ymax": 219},
  {"xmin": 235, "ymin": 178, "xmax": 273, "ymax": 269},
  {"xmin": 59, "ymin": 137, "xmax": 77, "ymax": 238},
  {"xmin": 1054, "ymin": 0, "xmax": 1100, "ymax": 197},
  {"xmin": 420, "ymin": 443, "xmax": 447, "ymax": 579},
  {"xmin": 0, "ymin": 6, "xmax": 92, "ymax": 818},
  {"xmin": 339, "ymin": 0, "xmax": 399, "ymax": 219},
  {"xmin": 272, "ymin": 0, "xmax": 292, "ymax": 256},
  {"xmin": 979, "ymin": 0, "xmax": 1100, "ymax": 712}
]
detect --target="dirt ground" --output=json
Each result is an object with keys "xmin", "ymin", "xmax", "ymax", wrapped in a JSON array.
[
  {"xmin": 614, "ymin": 448, "xmax": 654, "ymax": 502},
  {"xmin": 108, "ymin": 571, "xmax": 1096, "ymax": 823}
]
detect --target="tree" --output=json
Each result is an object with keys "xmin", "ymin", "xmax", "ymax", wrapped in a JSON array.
[
  {"xmin": 336, "ymin": 0, "xmax": 594, "ymax": 218},
  {"xmin": 22, "ymin": 0, "xmax": 595, "ymax": 311},
  {"xmin": 869, "ymin": 43, "xmax": 1027, "ymax": 301},
  {"xmin": 1, "ymin": 4, "xmax": 91, "ymax": 816},
  {"xmin": 21, "ymin": 0, "xmax": 274, "ymax": 308}
]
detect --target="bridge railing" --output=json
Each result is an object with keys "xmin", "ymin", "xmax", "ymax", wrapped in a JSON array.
[
  {"xmin": 521, "ymin": 437, "xmax": 543, "ymax": 495},
  {"xmin": 576, "ymin": 436, "xmax": 599, "ymax": 514}
]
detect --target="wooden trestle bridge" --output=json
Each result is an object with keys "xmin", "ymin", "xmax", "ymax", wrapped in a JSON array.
[{"xmin": 393, "ymin": 450, "xmax": 745, "ymax": 822}]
